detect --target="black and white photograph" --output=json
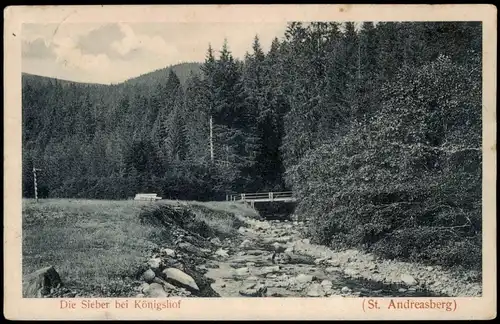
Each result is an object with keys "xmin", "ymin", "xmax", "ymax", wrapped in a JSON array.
[{"xmin": 4, "ymin": 4, "xmax": 496, "ymax": 320}]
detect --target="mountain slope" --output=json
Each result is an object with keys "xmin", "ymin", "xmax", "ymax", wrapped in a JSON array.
[{"xmin": 122, "ymin": 62, "xmax": 202, "ymax": 87}]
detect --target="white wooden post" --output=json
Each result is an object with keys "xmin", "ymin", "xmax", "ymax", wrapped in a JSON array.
[{"xmin": 33, "ymin": 167, "xmax": 42, "ymax": 202}]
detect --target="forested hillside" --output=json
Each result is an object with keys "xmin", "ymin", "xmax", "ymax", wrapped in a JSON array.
[{"xmin": 23, "ymin": 22, "xmax": 482, "ymax": 269}]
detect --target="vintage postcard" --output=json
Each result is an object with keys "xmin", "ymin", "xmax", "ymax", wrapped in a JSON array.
[{"xmin": 3, "ymin": 4, "xmax": 497, "ymax": 320}]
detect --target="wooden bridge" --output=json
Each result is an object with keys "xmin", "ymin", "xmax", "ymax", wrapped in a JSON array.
[{"xmin": 227, "ymin": 191, "xmax": 296, "ymax": 208}]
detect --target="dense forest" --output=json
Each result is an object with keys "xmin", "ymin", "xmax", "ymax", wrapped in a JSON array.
[{"xmin": 23, "ymin": 22, "xmax": 482, "ymax": 270}]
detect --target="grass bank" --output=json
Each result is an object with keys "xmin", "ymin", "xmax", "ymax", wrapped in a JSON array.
[{"xmin": 22, "ymin": 198, "xmax": 255, "ymax": 296}]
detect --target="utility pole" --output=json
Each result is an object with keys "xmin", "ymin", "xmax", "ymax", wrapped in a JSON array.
[
  {"xmin": 209, "ymin": 115, "xmax": 214, "ymax": 163},
  {"xmin": 357, "ymin": 40, "xmax": 361, "ymax": 80},
  {"xmin": 32, "ymin": 167, "xmax": 42, "ymax": 202}
]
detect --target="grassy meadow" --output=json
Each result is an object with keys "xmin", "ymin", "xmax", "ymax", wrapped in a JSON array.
[{"xmin": 22, "ymin": 198, "xmax": 256, "ymax": 293}]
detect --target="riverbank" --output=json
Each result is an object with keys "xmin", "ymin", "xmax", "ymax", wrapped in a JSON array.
[
  {"xmin": 216, "ymin": 214, "xmax": 482, "ymax": 297},
  {"xmin": 22, "ymin": 199, "xmax": 481, "ymax": 298}
]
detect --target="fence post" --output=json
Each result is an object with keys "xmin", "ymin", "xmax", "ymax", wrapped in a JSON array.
[{"xmin": 241, "ymin": 193, "xmax": 246, "ymax": 201}]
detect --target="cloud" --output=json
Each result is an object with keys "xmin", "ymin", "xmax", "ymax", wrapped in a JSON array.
[
  {"xmin": 77, "ymin": 24, "xmax": 125, "ymax": 58},
  {"xmin": 22, "ymin": 22, "xmax": 288, "ymax": 84},
  {"xmin": 111, "ymin": 23, "xmax": 179, "ymax": 58},
  {"xmin": 22, "ymin": 38, "xmax": 56, "ymax": 59},
  {"xmin": 52, "ymin": 35, "xmax": 110, "ymax": 71}
]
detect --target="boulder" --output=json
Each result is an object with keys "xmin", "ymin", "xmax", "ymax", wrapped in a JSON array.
[
  {"xmin": 162, "ymin": 268, "xmax": 200, "ymax": 291},
  {"xmin": 144, "ymin": 283, "xmax": 168, "ymax": 297},
  {"xmin": 307, "ymin": 283, "xmax": 325, "ymax": 297},
  {"xmin": 23, "ymin": 266, "xmax": 63, "ymax": 298}
]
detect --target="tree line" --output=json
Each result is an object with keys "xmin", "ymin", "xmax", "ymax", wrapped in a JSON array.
[{"xmin": 23, "ymin": 21, "xmax": 482, "ymax": 270}]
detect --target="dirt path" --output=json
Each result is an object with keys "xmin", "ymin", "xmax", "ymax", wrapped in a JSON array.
[{"xmin": 205, "ymin": 215, "xmax": 481, "ymax": 298}]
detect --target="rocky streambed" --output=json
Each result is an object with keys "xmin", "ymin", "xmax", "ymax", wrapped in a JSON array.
[{"xmin": 203, "ymin": 215, "xmax": 482, "ymax": 298}]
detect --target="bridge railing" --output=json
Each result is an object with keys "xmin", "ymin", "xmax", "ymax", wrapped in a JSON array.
[{"xmin": 227, "ymin": 191, "xmax": 293, "ymax": 202}]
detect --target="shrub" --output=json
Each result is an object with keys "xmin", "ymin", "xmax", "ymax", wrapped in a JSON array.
[{"xmin": 287, "ymin": 55, "xmax": 482, "ymax": 271}]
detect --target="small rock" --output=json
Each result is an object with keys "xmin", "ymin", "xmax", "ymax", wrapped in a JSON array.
[
  {"xmin": 344, "ymin": 268, "xmax": 359, "ymax": 277},
  {"xmin": 206, "ymin": 263, "xmax": 220, "ymax": 269},
  {"xmin": 238, "ymin": 227, "xmax": 247, "ymax": 234},
  {"xmin": 259, "ymin": 266, "xmax": 280, "ymax": 275},
  {"xmin": 234, "ymin": 267, "xmax": 250, "ymax": 276},
  {"xmin": 160, "ymin": 248, "xmax": 176, "ymax": 257},
  {"xmin": 426, "ymin": 266, "xmax": 434, "ymax": 272},
  {"xmin": 246, "ymin": 250, "xmax": 264, "ymax": 256},
  {"xmin": 341, "ymin": 286, "xmax": 352, "ymax": 294},
  {"xmin": 321, "ymin": 280, "xmax": 333, "ymax": 287},
  {"xmin": 139, "ymin": 282, "xmax": 150, "ymax": 293},
  {"xmin": 214, "ymin": 248, "xmax": 229, "ymax": 258},
  {"xmin": 162, "ymin": 268, "xmax": 199, "ymax": 291},
  {"xmin": 142, "ymin": 269, "xmax": 156, "ymax": 283},
  {"xmin": 246, "ymin": 276, "xmax": 259, "ymax": 281},
  {"xmin": 401, "ymin": 274, "xmax": 417, "ymax": 286},
  {"xmin": 326, "ymin": 259, "xmax": 341, "ymax": 267},
  {"xmin": 243, "ymin": 283, "xmax": 256, "ymax": 290},
  {"xmin": 324, "ymin": 267, "xmax": 341, "ymax": 273},
  {"xmin": 147, "ymin": 258, "xmax": 162, "ymax": 270},
  {"xmin": 302, "ymin": 239, "xmax": 310, "ymax": 244},
  {"xmin": 274, "ymin": 236, "xmax": 293, "ymax": 243},
  {"xmin": 314, "ymin": 258, "xmax": 327, "ymax": 265},
  {"xmin": 398, "ymin": 288, "xmax": 407, "ymax": 293},
  {"xmin": 210, "ymin": 237, "xmax": 222, "ymax": 246},
  {"xmin": 136, "ymin": 293, "xmax": 145, "ymax": 298},
  {"xmin": 239, "ymin": 284, "xmax": 267, "ymax": 297},
  {"xmin": 153, "ymin": 277, "xmax": 178, "ymax": 290},
  {"xmin": 240, "ymin": 239, "xmax": 253, "ymax": 249},
  {"xmin": 296, "ymin": 274, "xmax": 314, "ymax": 283}
]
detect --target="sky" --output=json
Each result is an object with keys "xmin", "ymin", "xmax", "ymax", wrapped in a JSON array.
[{"xmin": 21, "ymin": 22, "xmax": 288, "ymax": 85}]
